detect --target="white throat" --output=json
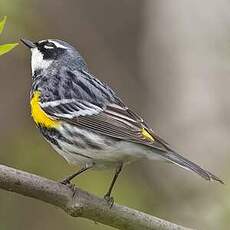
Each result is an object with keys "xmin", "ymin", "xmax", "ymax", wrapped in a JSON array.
[{"xmin": 31, "ymin": 48, "xmax": 53, "ymax": 74}]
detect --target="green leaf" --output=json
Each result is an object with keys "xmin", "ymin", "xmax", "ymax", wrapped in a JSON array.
[
  {"xmin": 0, "ymin": 43, "xmax": 18, "ymax": 56},
  {"xmin": 0, "ymin": 16, "xmax": 7, "ymax": 34}
]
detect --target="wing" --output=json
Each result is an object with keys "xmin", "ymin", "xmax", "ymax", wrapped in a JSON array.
[
  {"xmin": 40, "ymin": 98, "xmax": 168, "ymax": 152},
  {"xmin": 40, "ymin": 96, "xmax": 224, "ymax": 184}
]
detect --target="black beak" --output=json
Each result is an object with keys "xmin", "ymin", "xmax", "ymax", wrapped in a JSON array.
[{"xmin": 20, "ymin": 38, "xmax": 36, "ymax": 49}]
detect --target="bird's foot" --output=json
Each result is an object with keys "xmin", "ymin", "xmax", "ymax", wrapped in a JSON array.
[
  {"xmin": 60, "ymin": 178, "xmax": 70, "ymax": 185},
  {"xmin": 104, "ymin": 194, "xmax": 114, "ymax": 208},
  {"xmin": 60, "ymin": 178, "xmax": 75, "ymax": 191}
]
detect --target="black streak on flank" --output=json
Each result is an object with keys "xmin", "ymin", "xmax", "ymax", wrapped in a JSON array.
[{"xmin": 39, "ymin": 126, "xmax": 73, "ymax": 148}]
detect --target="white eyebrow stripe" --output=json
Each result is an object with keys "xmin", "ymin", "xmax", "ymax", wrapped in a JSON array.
[
  {"xmin": 38, "ymin": 40, "xmax": 46, "ymax": 43},
  {"xmin": 44, "ymin": 45, "xmax": 54, "ymax": 49},
  {"xmin": 49, "ymin": 40, "xmax": 68, "ymax": 49}
]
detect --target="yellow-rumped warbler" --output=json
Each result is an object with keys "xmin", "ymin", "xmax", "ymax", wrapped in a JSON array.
[{"xmin": 21, "ymin": 38, "xmax": 223, "ymax": 204}]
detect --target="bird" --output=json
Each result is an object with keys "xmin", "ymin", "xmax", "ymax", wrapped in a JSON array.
[{"xmin": 21, "ymin": 38, "xmax": 223, "ymax": 205}]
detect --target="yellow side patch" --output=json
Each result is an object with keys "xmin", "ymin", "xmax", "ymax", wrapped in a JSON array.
[
  {"xmin": 30, "ymin": 91, "xmax": 59, "ymax": 128},
  {"xmin": 141, "ymin": 128, "xmax": 155, "ymax": 142}
]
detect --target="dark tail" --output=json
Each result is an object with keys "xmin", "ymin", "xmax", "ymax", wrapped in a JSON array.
[{"xmin": 158, "ymin": 150, "xmax": 224, "ymax": 184}]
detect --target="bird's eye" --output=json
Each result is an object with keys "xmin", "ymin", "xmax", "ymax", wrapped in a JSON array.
[{"xmin": 44, "ymin": 42, "xmax": 55, "ymax": 49}]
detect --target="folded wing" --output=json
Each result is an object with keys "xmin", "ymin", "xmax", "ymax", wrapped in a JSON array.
[{"xmin": 41, "ymin": 98, "xmax": 224, "ymax": 184}]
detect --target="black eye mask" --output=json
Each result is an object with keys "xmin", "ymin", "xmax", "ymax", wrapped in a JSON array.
[{"xmin": 36, "ymin": 41, "xmax": 66, "ymax": 60}]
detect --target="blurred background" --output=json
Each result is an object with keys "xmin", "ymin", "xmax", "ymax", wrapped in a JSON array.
[{"xmin": 0, "ymin": 0, "xmax": 230, "ymax": 229}]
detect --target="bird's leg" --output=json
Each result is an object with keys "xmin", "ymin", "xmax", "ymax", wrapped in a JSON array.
[
  {"xmin": 60, "ymin": 164, "xmax": 93, "ymax": 185},
  {"xmin": 104, "ymin": 163, "xmax": 123, "ymax": 208}
]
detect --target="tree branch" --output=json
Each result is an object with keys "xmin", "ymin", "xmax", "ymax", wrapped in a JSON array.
[{"xmin": 0, "ymin": 164, "xmax": 193, "ymax": 230}]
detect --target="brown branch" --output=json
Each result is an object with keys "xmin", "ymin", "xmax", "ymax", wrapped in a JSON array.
[{"xmin": 0, "ymin": 164, "xmax": 193, "ymax": 230}]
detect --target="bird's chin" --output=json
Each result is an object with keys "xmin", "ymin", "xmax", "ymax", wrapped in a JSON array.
[{"xmin": 31, "ymin": 48, "xmax": 53, "ymax": 74}]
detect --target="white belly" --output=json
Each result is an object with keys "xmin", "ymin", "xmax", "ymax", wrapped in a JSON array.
[
  {"xmin": 48, "ymin": 124, "xmax": 162, "ymax": 169},
  {"xmin": 50, "ymin": 140, "xmax": 146, "ymax": 169}
]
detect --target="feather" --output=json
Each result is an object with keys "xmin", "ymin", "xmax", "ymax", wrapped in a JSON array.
[{"xmin": 39, "ymin": 69, "xmax": 223, "ymax": 184}]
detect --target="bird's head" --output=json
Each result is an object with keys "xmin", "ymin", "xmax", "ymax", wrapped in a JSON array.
[{"xmin": 21, "ymin": 39, "xmax": 87, "ymax": 75}]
